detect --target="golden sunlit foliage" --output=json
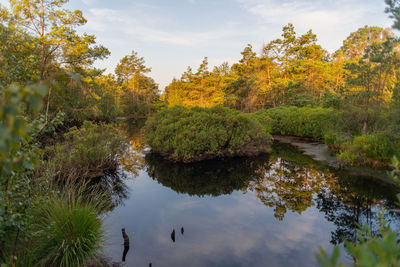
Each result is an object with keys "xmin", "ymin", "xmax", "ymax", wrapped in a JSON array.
[{"xmin": 164, "ymin": 24, "xmax": 400, "ymax": 111}]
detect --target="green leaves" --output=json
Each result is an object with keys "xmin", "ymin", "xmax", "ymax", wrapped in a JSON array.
[
  {"xmin": 316, "ymin": 210, "xmax": 400, "ymax": 267},
  {"xmin": 0, "ymin": 84, "xmax": 47, "ymax": 179},
  {"xmin": 41, "ymin": 121, "xmax": 126, "ymax": 181},
  {"xmin": 316, "ymin": 246, "xmax": 344, "ymax": 267},
  {"xmin": 144, "ymin": 106, "xmax": 272, "ymax": 162},
  {"xmin": 386, "ymin": 0, "xmax": 400, "ymax": 30}
]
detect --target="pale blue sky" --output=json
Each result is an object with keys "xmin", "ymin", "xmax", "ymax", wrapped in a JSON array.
[{"xmin": 2, "ymin": 0, "xmax": 394, "ymax": 89}]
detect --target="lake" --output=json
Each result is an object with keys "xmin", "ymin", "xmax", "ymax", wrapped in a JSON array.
[{"xmin": 102, "ymin": 123, "xmax": 400, "ymax": 267}]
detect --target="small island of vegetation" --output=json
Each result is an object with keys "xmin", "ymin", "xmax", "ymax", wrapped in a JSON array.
[
  {"xmin": 144, "ymin": 106, "xmax": 272, "ymax": 162},
  {"xmin": 2, "ymin": 0, "xmax": 400, "ymax": 265}
]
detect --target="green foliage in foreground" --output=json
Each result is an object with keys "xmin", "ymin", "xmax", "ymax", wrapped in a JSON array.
[
  {"xmin": 317, "ymin": 158, "xmax": 400, "ymax": 267},
  {"xmin": 41, "ymin": 121, "xmax": 127, "ymax": 180},
  {"xmin": 30, "ymin": 188, "xmax": 105, "ymax": 267},
  {"xmin": 338, "ymin": 133, "xmax": 397, "ymax": 166},
  {"xmin": 144, "ymin": 106, "xmax": 272, "ymax": 162},
  {"xmin": 317, "ymin": 215, "xmax": 400, "ymax": 267},
  {"xmin": 0, "ymin": 84, "xmax": 47, "ymax": 258},
  {"xmin": 0, "ymin": 84, "xmax": 108, "ymax": 266}
]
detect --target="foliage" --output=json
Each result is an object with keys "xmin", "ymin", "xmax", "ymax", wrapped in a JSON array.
[
  {"xmin": 116, "ymin": 50, "xmax": 160, "ymax": 117},
  {"xmin": 338, "ymin": 132, "xmax": 399, "ymax": 166},
  {"xmin": 41, "ymin": 121, "xmax": 127, "ymax": 180},
  {"xmin": 253, "ymin": 105, "xmax": 400, "ymax": 166},
  {"xmin": 29, "ymin": 186, "xmax": 105, "ymax": 267},
  {"xmin": 0, "ymin": 84, "xmax": 47, "ymax": 256},
  {"xmin": 145, "ymin": 153, "xmax": 269, "ymax": 197},
  {"xmin": 163, "ymin": 24, "xmax": 399, "ymax": 112},
  {"xmin": 317, "ymin": 214, "xmax": 400, "ymax": 267},
  {"xmin": 255, "ymin": 106, "xmax": 336, "ymax": 139},
  {"xmin": 386, "ymin": 0, "xmax": 400, "ymax": 30},
  {"xmin": 144, "ymin": 106, "xmax": 272, "ymax": 162},
  {"xmin": 317, "ymin": 158, "xmax": 400, "ymax": 267}
]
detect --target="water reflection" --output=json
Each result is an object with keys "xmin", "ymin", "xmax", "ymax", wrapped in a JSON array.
[
  {"xmin": 121, "ymin": 228, "xmax": 130, "ymax": 262},
  {"xmin": 316, "ymin": 174, "xmax": 399, "ymax": 244},
  {"xmin": 118, "ymin": 119, "xmax": 147, "ymax": 177},
  {"xmin": 103, "ymin": 127, "xmax": 400, "ymax": 266},
  {"xmin": 144, "ymin": 141, "xmax": 400, "ymax": 245},
  {"xmin": 89, "ymin": 171, "xmax": 129, "ymax": 210},
  {"xmin": 249, "ymin": 157, "xmax": 331, "ymax": 220},
  {"xmin": 145, "ymin": 153, "xmax": 270, "ymax": 197}
]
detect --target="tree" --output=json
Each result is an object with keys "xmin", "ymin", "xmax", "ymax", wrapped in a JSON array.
[
  {"xmin": 386, "ymin": 0, "xmax": 400, "ymax": 30},
  {"xmin": 263, "ymin": 24, "xmax": 331, "ymax": 105},
  {"xmin": 5, "ymin": 0, "xmax": 109, "ymax": 122},
  {"xmin": 338, "ymin": 26, "xmax": 392, "ymax": 60},
  {"xmin": 115, "ymin": 51, "xmax": 158, "ymax": 115}
]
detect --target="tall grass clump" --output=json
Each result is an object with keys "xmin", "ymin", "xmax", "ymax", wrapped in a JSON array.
[
  {"xmin": 41, "ymin": 121, "xmax": 127, "ymax": 180},
  {"xmin": 30, "ymin": 184, "xmax": 108, "ymax": 267},
  {"xmin": 144, "ymin": 106, "xmax": 272, "ymax": 162}
]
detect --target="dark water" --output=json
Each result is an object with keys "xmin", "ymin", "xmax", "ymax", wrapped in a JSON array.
[{"xmin": 102, "ymin": 125, "xmax": 400, "ymax": 267}]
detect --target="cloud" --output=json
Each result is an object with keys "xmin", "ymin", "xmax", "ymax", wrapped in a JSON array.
[
  {"xmin": 235, "ymin": 0, "xmax": 392, "ymax": 52},
  {"xmin": 83, "ymin": 6, "xmax": 244, "ymax": 46},
  {"xmin": 82, "ymin": 0, "xmax": 96, "ymax": 5}
]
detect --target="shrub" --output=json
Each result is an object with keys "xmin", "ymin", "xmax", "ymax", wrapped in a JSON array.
[
  {"xmin": 338, "ymin": 133, "xmax": 399, "ymax": 167},
  {"xmin": 144, "ymin": 106, "xmax": 272, "ymax": 162},
  {"xmin": 255, "ymin": 106, "xmax": 337, "ymax": 139},
  {"xmin": 42, "ymin": 121, "xmax": 127, "ymax": 180}
]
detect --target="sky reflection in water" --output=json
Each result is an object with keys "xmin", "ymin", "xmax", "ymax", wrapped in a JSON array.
[{"xmin": 103, "ymin": 130, "xmax": 400, "ymax": 267}]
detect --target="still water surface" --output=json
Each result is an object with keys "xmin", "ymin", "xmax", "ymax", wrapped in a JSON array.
[{"xmin": 103, "ymin": 124, "xmax": 400, "ymax": 267}]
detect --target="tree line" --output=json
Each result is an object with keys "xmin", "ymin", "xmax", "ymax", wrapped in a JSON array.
[
  {"xmin": 165, "ymin": 24, "xmax": 400, "ymax": 113},
  {"xmin": 0, "ymin": 0, "xmax": 160, "ymax": 123}
]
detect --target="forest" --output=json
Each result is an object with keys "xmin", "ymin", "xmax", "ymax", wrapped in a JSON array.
[{"xmin": 1, "ymin": 0, "xmax": 400, "ymax": 266}]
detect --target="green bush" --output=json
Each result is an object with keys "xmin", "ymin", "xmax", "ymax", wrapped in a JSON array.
[
  {"xmin": 338, "ymin": 132, "xmax": 399, "ymax": 167},
  {"xmin": 255, "ymin": 106, "xmax": 337, "ymax": 139},
  {"xmin": 254, "ymin": 105, "xmax": 400, "ymax": 166},
  {"xmin": 42, "ymin": 121, "xmax": 127, "ymax": 180},
  {"xmin": 144, "ymin": 106, "xmax": 272, "ymax": 162}
]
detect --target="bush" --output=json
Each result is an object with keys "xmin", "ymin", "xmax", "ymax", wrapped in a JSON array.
[
  {"xmin": 144, "ymin": 106, "xmax": 272, "ymax": 162},
  {"xmin": 255, "ymin": 106, "xmax": 337, "ymax": 139},
  {"xmin": 338, "ymin": 132, "xmax": 399, "ymax": 167},
  {"xmin": 42, "ymin": 121, "xmax": 127, "ymax": 180}
]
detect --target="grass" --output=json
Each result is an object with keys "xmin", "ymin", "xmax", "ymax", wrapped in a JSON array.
[
  {"xmin": 30, "ymin": 183, "xmax": 108, "ymax": 267},
  {"xmin": 41, "ymin": 121, "xmax": 127, "ymax": 180}
]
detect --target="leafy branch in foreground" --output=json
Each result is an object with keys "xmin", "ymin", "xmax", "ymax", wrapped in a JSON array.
[{"xmin": 316, "ymin": 157, "xmax": 400, "ymax": 267}]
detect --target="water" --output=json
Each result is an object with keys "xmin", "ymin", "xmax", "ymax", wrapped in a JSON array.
[{"xmin": 102, "ymin": 125, "xmax": 400, "ymax": 267}]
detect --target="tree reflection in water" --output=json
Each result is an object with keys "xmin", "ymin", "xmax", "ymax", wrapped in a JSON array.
[
  {"xmin": 110, "ymin": 122, "xmax": 400, "ymax": 247},
  {"xmin": 89, "ymin": 170, "xmax": 130, "ymax": 211},
  {"xmin": 145, "ymin": 141, "xmax": 400, "ymax": 245},
  {"xmin": 85, "ymin": 120, "xmax": 148, "ymax": 211},
  {"xmin": 144, "ymin": 153, "xmax": 270, "ymax": 197},
  {"xmin": 248, "ymin": 157, "xmax": 331, "ymax": 220},
  {"xmin": 316, "ymin": 174, "xmax": 400, "ymax": 245},
  {"xmin": 118, "ymin": 119, "xmax": 147, "ymax": 177}
]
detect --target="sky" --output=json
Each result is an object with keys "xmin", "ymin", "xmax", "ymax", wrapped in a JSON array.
[{"xmin": 2, "ymin": 0, "xmax": 394, "ymax": 90}]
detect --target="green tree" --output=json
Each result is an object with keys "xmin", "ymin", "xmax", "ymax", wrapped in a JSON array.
[
  {"xmin": 116, "ymin": 50, "xmax": 159, "ymax": 116},
  {"xmin": 386, "ymin": 0, "xmax": 400, "ymax": 30},
  {"xmin": 6, "ymin": 0, "xmax": 109, "ymax": 121}
]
